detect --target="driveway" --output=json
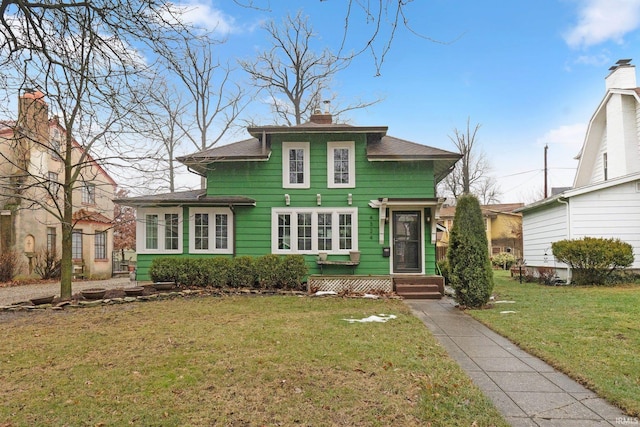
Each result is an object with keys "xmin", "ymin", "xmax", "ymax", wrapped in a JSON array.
[{"xmin": 0, "ymin": 277, "xmax": 135, "ymax": 306}]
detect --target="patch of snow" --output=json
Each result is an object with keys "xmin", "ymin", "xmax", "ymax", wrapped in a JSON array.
[
  {"xmin": 500, "ymin": 311, "xmax": 517, "ymax": 314},
  {"xmin": 343, "ymin": 314, "xmax": 397, "ymax": 323},
  {"xmin": 314, "ymin": 291, "xmax": 337, "ymax": 296},
  {"xmin": 495, "ymin": 300, "xmax": 516, "ymax": 304},
  {"xmin": 363, "ymin": 294, "xmax": 379, "ymax": 299}
]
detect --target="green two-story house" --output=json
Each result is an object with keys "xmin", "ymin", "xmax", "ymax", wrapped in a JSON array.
[{"xmin": 117, "ymin": 111, "xmax": 460, "ymax": 295}]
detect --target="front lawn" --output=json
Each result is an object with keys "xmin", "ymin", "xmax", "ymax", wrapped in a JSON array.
[
  {"xmin": 470, "ymin": 270, "xmax": 640, "ymax": 416},
  {"xmin": 0, "ymin": 296, "xmax": 507, "ymax": 426}
]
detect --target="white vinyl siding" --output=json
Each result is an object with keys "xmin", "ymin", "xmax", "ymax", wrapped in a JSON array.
[
  {"xmin": 272, "ymin": 208, "xmax": 358, "ymax": 254},
  {"xmin": 188, "ymin": 208, "xmax": 233, "ymax": 254},
  {"xmin": 137, "ymin": 207, "xmax": 183, "ymax": 254},
  {"xmin": 522, "ymin": 178, "xmax": 640, "ymax": 272},
  {"xmin": 282, "ymin": 141, "xmax": 310, "ymax": 189}
]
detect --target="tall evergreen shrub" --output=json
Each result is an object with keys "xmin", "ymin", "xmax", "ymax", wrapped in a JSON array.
[{"xmin": 447, "ymin": 194, "xmax": 494, "ymax": 307}]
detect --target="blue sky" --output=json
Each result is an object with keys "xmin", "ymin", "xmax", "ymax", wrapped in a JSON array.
[{"xmin": 173, "ymin": 1, "xmax": 640, "ymax": 202}]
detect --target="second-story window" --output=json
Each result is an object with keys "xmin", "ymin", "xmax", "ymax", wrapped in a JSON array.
[
  {"xmin": 282, "ymin": 142, "xmax": 310, "ymax": 189},
  {"xmin": 603, "ymin": 152, "xmax": 608, "ymax": 181},
  {"xmin": 327, "ymin": 141, "xmax": 355, "ymax": 188},
  {"xmin": 82, "ymin": 182, "xmax": 95, "ymax": 204},
  {"xmin": 47, "ymin": 172, "xmax": 60, "ymax": 197}
]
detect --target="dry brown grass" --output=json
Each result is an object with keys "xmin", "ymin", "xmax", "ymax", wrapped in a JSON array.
[{"xmin": 0, "ymin": 295, "xmax": 507, "ymax": 426}]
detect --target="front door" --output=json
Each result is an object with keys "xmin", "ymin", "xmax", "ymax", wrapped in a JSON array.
[{"xmin": 392, "ymin": 211, "xmax": 421, "ymax": 273}]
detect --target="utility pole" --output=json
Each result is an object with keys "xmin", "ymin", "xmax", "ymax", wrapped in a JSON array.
[{"xmin": 544, "ymin": 144, "xmax": 548, "ymax": 198}]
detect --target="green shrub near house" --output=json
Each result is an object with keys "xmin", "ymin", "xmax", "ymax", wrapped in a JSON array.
[
  {"xmin": 447, "ymin": 194, "xmax": 494, "ymax": 307},
  {"xmin": 552, "ymin": 237, "xmax": 634, "ymax": 285},
  {"xmin": 149, "ymin": 254, "xmax": 308, "ymax": 291}
]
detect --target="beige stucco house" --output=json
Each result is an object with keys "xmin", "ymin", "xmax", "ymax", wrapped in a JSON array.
[
  {"xmin": 437, "ymin": 203, "xmax": 524, "ymax": 260},
  {"xmin": 0, "ymin": 90, "xmax": 116, "ymax": 279}
]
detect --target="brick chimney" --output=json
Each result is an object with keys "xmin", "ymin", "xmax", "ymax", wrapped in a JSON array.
[
  {"xmin": 309, "ymin": 108, "xmax": 333, "ymax": 124},
  {"xmin": 17, "ymin": 89, "xmax": 49, "ymax": 143},
  {"xmin": 606, "ymin": 59, "xmax": 636, "ymax": 90}
]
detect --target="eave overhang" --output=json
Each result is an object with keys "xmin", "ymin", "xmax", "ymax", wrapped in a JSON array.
[{"xmin": 114, "ymin": 190, "xmax": 256, "ymax": 208}]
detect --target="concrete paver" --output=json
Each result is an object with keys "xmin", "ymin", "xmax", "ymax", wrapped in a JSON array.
[{"xmin": 406, "ymin": 297, "xmax": 632, "ymax": 426}]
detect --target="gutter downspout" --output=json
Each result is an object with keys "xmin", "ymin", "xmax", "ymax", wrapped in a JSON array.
[
  {"xmin": 557, "ymin": 197, "xmax": 572, "ymax": 283},
  {"xmin": 230, "ymin": 204, "xmax": 236, "ymax": 257}
]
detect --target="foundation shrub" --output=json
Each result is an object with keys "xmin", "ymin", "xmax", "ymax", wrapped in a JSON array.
[
  {"xmin": 256, "ymin": 254, "xmax": 282, "ymax": 289},
  {"xmin": 278, "ymin": 255, "xmax": 308, "ymax": 290},
  {"xmin": 229, "ymin": 256, "xmax": 257, "ymax": 288},
  {"xmin": 552, "ymin": 237, "xmax": 634, "ymax": 285},
  {"xmin": 203, "ymin": 257, "xmax": 232, "ymax": 288},
  {"xmin": 148, "ymin": 257, "xmax": 181, "ymax": 283}
]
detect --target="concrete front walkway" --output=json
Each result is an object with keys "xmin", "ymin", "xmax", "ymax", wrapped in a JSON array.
[{"xmin": 406, "ymin": 297, "xmax": 630, "ymax": 427}]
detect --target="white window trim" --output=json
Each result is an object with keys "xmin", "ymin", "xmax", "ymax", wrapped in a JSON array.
[
  {"xmin": 137, "ymin": 207, "xmax": 183, "ymax": 254},
  {"xmin": 327, "ymin": 141, "xmax": 355, "ymax": 188},
  {"xmin": 271, "ymin": 207, "xmax": 358, "ymax": 254},
  {"xmin": 282, "ymin": 141, "xmax": 310, "ymax": 189},
  {"xmin": 188, "ymin": 207, "xmax": 233, "ymax": 254}
]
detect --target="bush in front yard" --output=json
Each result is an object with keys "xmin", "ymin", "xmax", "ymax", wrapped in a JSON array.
[
  {"xmin": 203, "ymin": 257, "xmax": 232, "ymax": 288},
  {"xmin": 0, "ymin": 250, "xmax": 21, "ymax": 282},
  {"xmin": 278, "ymin": 255, "xmax": 308, "ymax": 290},
  {"xmin": 552, "ymin": 237, "xmax": 634, "ymax": 285},
  {"xmin": 447, "ymin": 194, "xmax": 494, "ymax": 308},
  {"xmin": 149, "ymin": 258, "xmax": 181, "ymax": 283},
  {"xmin": 256, "ymin": 254, "xmax": 281, "ymax": 289},
  {"xmin": 176, "ymin": 258, "xmax": 208, "ymax": 287},
  {"xmin": 492, "ymin": 252, "xmax": 516, "ymax": 270},
  {"xmin": 33, "ymin": 246, "xmax": 61, "ymax": 279},
  {"xmin": 229, "ymin": 256, "xmax": 257, "ymax": 288}
]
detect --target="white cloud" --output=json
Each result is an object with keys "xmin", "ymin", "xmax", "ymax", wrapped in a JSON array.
[
  {"xmin": 564, "ymin": 0, "xmax": 640, "ymax": 49},
  {"xmin": 177, "ymin": 2, "xmax": 238, "ymax": 34},
  {"xmin": 536, "ymin": 123, "xmax": 587, "ymax": 152}
]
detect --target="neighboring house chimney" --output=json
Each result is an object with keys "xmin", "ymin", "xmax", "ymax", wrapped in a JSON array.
[
  {"xmin": 17, "ymin": 89, "xmax": 49, "ymax": 144},
  {"xmin": 605, "ymin": 59, "xmax": 636, "ymax": 90}
]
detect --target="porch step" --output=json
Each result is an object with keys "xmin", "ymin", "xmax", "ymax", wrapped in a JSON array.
[{"xmin": 394, "ymin": 276, "xmax": 444, "ymax": 299}]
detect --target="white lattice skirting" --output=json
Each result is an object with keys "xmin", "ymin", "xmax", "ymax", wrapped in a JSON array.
[{"xmin": 308, "ymin": 275, "xmax": 393, "ymax": 294}]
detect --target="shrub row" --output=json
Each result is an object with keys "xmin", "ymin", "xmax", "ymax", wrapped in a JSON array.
[{"xmin": 149, "ymin": 255, "xmax": 308, "ymax": 291}]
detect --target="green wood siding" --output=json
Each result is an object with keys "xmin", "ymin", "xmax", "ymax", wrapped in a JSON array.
[{"xmin": 136, "ymin": 132, "xmax": 438, "ymax": 281}]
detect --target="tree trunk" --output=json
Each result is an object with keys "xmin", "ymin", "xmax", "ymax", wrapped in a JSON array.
[{"xmin": 60, "ymin": 184, "xmax": 73, "ymax": 300}]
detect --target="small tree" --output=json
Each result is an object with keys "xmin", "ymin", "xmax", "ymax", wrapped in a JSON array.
[
  {"xmin": 447, "ymin": 194, "xmax": 494, "ymax": 307},
  {"xmin": 552, "ymin": 237, "xmax": 634, "ymax": 285}
]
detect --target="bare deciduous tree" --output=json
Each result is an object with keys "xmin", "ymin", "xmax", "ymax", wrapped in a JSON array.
[
  {"xmin": 439, "ymin": 118, "xmax": 501, "ymax": 203},
  {"xmin": 0, "ymin": 0, "xmax": 193, "ymax": 299},
  {"xmin": 233, "ymin": 0, "xmax": 438, "ymax": 75},
  {"xmin": 163, "ymin": 37, "xmax": 247, "ymax": 188},
  {"xmin": 240, "ymin": 11, "xmax": 380, "ymax": 126}
]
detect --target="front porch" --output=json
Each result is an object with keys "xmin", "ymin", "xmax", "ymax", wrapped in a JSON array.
[{"xmin": 308, "ymin": 274, "xmax": 444, "ymax": 299}]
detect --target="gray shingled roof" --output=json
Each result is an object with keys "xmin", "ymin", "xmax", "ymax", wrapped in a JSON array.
[
  {"xmin": 177, "ymin": 127, "xmax": 461, "ymax": 182},
  {"xmin": 367, "ymin": 135, "xmax": 461, "ymax": 182},
  {"xmin": 177, "ymin": 138, "xmax": 269, "ymax": 175},
  {"xmin": 114, "ymin": 189, "xmax": 256, "ymax": 207}
]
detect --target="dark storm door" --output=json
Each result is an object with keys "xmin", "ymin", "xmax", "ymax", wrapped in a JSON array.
[{"xmin": 392, "ymin": 211, "xmax": 421, "ymax": 273}]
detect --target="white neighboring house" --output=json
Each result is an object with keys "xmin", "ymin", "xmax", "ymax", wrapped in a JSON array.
[{"xmin": 518, "ymin": 59, "xmax": 640, "ymax": 281}]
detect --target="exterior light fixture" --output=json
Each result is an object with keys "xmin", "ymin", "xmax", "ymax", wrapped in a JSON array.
[
  {"xmin": 284, "ymin": 194, "xmax": 290, "ymax": 206},
  {"xmin": 317, "ymin": 193, "xmax": 321, "ymax": 206},
  {"xmin": 348, "ymin": 193, "xmax": 353, "ymax": 205}
]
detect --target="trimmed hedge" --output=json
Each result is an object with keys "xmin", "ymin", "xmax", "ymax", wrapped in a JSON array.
[
  {"xmin": 149, "ymin": 255, "xmax": 308, "ymax": 291},
  {"xmin": 552, "ymin": 237, "xmax": 634, "ymax": 285}
]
